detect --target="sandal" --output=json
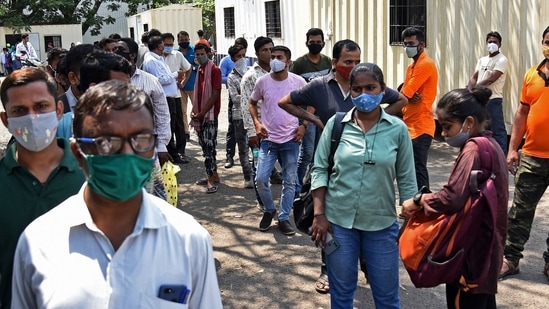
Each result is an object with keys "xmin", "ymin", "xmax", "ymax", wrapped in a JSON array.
[
  {"xmin": 499, "ymin": 258, "xmax": 520, "ymax": 279},
  {"xmin": 206, "ymin": 185, "xmax": 218, "ymax": 194},
  {"xmin": 314, "ymin": 274, "xmax": 329, "ymax": 294}
]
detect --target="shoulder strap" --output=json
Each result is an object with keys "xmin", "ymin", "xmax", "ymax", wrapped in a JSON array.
[{"xmin": 328, "ymin": 112, "xmax": 346, "ymax": 175}]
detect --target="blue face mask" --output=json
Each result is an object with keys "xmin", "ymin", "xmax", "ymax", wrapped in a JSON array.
[
  {"xmin": 163, "ymin": 46, "xmax": 173, "ymax": 54},
  {"xmin": 351, "ymin": 92, "xmax": 384, "ymax": 112},
  {"xmin": 445, "ymin": 120, "xmax": 470, "ymax": 148}
]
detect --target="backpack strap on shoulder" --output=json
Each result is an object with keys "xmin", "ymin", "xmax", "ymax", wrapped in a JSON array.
[{"xmin": 328, "ymin": 112, "xmax": 346, "ymax": 174}]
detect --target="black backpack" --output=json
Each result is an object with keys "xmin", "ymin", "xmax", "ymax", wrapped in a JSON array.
[{"xmin": 293, "ymin": 112, "xmax": 346, "ymax": 233}]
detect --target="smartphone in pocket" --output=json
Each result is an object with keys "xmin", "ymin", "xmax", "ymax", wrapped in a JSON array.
[
  {"xmin": 324, "ymin": 232, "xmax": 340, "ymax": 255},
  {"xmin": 158, "ymin": 284, "xmax": 190, "ymax": 304}
]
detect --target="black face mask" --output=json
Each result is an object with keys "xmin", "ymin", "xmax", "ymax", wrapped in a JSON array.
[
  {"xmin": 307, "ymin": 43, "xmax": 323, "ymax": 55},
  {"xmin": 179, "ymin": 42, "xmax": 190, "ymax": 49}
]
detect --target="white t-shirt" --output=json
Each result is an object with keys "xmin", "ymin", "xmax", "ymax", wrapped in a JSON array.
[{"xmin": 475, "ymin": 52, "xmax": 508, "ymax": 99}]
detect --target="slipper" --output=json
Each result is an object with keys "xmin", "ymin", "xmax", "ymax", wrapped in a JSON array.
[
  {"xmin": 314, "ymin": 274, "xmax": 329, "ymax": 294},
  {"xmin": 206, "ymin": 185, "xmax": 218, "ymax": 194},
  {"xmin": 499, "ymin": 258, "xmax": 519, "ymax": 279}
]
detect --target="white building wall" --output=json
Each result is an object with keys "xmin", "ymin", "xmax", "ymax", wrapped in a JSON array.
[{"xmin": 127, "ymin": 4, "xmax": 202, "ymax": 44}]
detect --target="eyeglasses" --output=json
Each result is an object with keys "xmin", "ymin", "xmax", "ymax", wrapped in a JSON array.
[{"xmin": 75, "ymin": 133, "xmax": 157, "ymax": 156}]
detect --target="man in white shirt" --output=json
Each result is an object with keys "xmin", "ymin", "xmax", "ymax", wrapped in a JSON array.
[
  {"xmin": 15, "ymin": 34, "xmax": 38, "ymax": 66},
  {"xmin": 11, "ymin": 80, "xmax": 223, "ymax": 309},
  {"xmin": 142, "ymin": 35, "xmax": 188, "ymax": 164},
  {"xmin": 467, "ymin": 31, "xmax": 509, "ymax": 154},
  {"xmin": 162, "ymin": 32, "xmax": 192, "ymax": 163}
]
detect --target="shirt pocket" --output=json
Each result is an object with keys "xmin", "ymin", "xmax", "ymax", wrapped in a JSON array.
[{"xmin": 138, "ymin": 293, "xmax": 189, "ymax": 309}]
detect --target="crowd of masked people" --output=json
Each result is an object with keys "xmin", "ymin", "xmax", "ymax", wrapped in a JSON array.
[{"xmin": 1, "ymin": 24, "xmax": 549, "ymax": 309}]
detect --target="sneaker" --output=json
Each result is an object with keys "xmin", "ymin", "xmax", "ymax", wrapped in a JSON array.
[
  {"xmin": 278, "ymin": 220, "xmax": 296, "ymax": 235},
  {"xmin": 259, "ymin": 210, "xmax": 276, "ymax": 231},
  {"xmin": 224, "ymin": 157, "xmax": 234, "ymax": 168},
  {"xmin": 244, "ymin": 179, "xmax": 254, "ymax": 189}
]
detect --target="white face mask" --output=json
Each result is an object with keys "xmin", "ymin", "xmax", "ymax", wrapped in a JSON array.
[
  {"xmin": 7, "ymin": 111, "xmax": 59, "ymax": 152},
  {"xmin": 487, "ymin": 43, "xmax": 499, "ymax": 54},
  {"xmin": 234, "ymin": 57, "xmax": 248, "ymax": 75},
  {"xmin": 270, "ymin": 59, "xmax": 286, "ymax": 73}
]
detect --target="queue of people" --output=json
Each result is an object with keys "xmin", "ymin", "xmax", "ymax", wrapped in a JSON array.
[{"xmin": 0, "ymin": 23, "xmax": 548, "ymax": 309}]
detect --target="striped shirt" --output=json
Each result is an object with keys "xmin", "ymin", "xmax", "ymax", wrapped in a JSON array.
[
  {"xmin": 240, "ymin": 62, "xmax": 269, "ymax": 137},
  {"xmin": 131, "ymin": 68, "xmax": 171, "ymax": 153},
  {"xmin": 227, "ymin": 68, "xmax": 245, "ymax": 121}
]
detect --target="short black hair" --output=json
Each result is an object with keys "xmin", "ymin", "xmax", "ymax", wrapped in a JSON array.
[
  {"xmin": 332, "ymin": 39, "xmax": 360, "ymax": 60},
  {"xmin": 119, "ymin": 37, "xmax": 139, "ymax": 54},
  {"xmin": 148, "ymin": 29, "xmax": 162, "ymax": 37},
  {"xmin": 141, "ymin": 31, "xmax": 150, "ymax": 44},
  {"xmin": 234, "ymin": 37, "xmax": 248, "ymax": 49},
  {"xmin": 177, "ymin": 31, "xmax": 189, "ymax": 39},
  {"xmin": 148, "ymin": 36, "xmax": 163, "ymax": 51},
  {"xmin": 195, "ymin": 43, "xmax": 211, "ymax": 54},
  {"xmin": 486, "ymin": 31, "xmax": 502, "ymax": 43},
  {"xmin": 271, "ymin": 45, "xmax": 291, "ymax": 60},
  {"xmin": 197, "ymin": 29, "xmax": 204, "ymax": 37},
  {"xmin": 73, "ymin": 80, "xmax": 154, "ymax": 137},
  {"xmin": 99, "ymin": 37, "xmax": 117, "ymax": 48},
  {"xmin": 79, "ymin": 50, "xmax": 131, "ymax": 93},
  {"xmin": 161, "ymin": 32, "xmax": 175, "ymax": 42},
  {"xmin": 1, "ymin": 68, "xmax": 57, "ymax": 108},
  {"xmin": 64, "ymin": 44, "xmax": 100, "ymax": 75},
  {"xmin": 306, "ymin": 28, "xmax": 324, "ymax": 42},
  {"xmin": 108, "ymin": 33, "xmax": 121, "ymax": 40},
  {"xmin": 401, "ymin": 27, "xmax": 425, "ymax": 43},
  {"xmin": 228, "ymin": 44, "xmax": 246, "ymax": 58},
  {"xmin": 253, "ymin": 36, "xmax": 273, "ymax": 53},
  {"xmin": 543, "ymin": 26, "xmax": 549, "ymax": 40},
  {"xmin": 47, "ymin": 47, "xmax": 68, "ymax": 64}
]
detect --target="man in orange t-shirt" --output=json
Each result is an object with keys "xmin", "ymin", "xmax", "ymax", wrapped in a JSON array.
[
  {"xmin": 500, "ymin": 25, "xmax": 549, "ymax": 280},
  {"xmin": 195, "ymin": 29, "xmax": 211, "ymax": 47},
  {"xmin": 400, "ymin": 27, "xmax": 438, "ymax": 190}
]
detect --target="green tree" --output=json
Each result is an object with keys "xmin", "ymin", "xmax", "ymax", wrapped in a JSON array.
[
  {"xmin": 0, "ymin": 0, "xmax": 180, "ymax": 35},
  {"xmin": 182, "ymin": 0, "xmax": 215, "ymax": 45}
]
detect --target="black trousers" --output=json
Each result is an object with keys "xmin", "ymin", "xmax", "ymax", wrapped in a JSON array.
[{"xmin": 166, "ymin": 97, "xmax": 186, "ymax": 156}]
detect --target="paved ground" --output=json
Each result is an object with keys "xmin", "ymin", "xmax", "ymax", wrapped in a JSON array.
[{"xmin": 1, "ymin": 81, "xmax": 548, "ymax": 308}]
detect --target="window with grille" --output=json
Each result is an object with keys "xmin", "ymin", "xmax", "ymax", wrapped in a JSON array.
[
  {"xmin": 265, "ymin": 1, "xmax": 281, "ymax": 38},
  {"xmin": 224, "ymin": 7, "xmax": 235, "ymax": 38},
  {"xmin": 44, "ymin": 36, "xmax": 62, "ymax": 49},
  {"xmin": 389, "ymin": 0, "xmax": 427, "ymax": 45}
]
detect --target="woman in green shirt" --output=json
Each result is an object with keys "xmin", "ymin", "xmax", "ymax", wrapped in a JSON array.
[{"xmin": 310, "ymin": 63, "xmax": 417, "ymax": 308}]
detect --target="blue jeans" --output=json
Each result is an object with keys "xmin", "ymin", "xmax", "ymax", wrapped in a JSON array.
[
  {"xmin": 296, "ymin": 122, "xmax": 316, "ymax": 194},
  {"xmin": 327, "ymin": 222, "xmax": 400, "ymax": 309},
  {"xmin": 486, "ymin": 98, "xmax": 508, "ymax": 156},
  {"xmin": 255, "ymin": 140, "xmax": 299, "ymax": 221}
]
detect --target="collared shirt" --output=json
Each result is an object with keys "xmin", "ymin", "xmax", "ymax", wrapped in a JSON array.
[
  {"xmin": 311, "ymin": 108, "xmax": 417, "ymax": 231},
  {"xmin": 15, "ymin": 41, "xmax": 37, "ymax": 60},
  {"xmin": 250, "ymin": 72, "xmax": 307, "ymax": 143},
  {"xmin": 131, "ymin": 68, "xmax": 171, "ymax": 153},
  {"xmin": 0, "ymin": 139, "xmax": 85, "ymax": 308},
  {"xmin": 142, "ymin": 52, "xmax": 179, "ymax": 97},
  {"xmin": 65, "ymin": 86, "xmax": 78, "ymax": 112},
  {"xmin": 401, "ymin": 51, "xmax": 438, "ymax": 139},
  {"xmin": 163, "ymin": 50, "xmax": 192, "ymax": 98},
  {"xmin": 12, "ymin": 185, "xmax": 223, "ymax": 309},
  {"xmin": 227, "ymin": 68, "xmax": 245, "ymax": 121},
  {"xmin": 290, "ymin": 53, "xmax": 332, "ymax": 82},
  {"xmin": 289, "ymin": 71, "xmax": 401, "ymax": 125},
  {"xmin": 519, "ymin": 60, "xmax": 549, "ymax": 158},
  {"xmin": 241, "ymin": 62, "xmax": 270, "ymax": 136}
]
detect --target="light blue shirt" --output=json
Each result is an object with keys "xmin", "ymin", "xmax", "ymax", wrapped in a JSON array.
[
  {"xmin": 311, "ymin": 108, "xmax": 417, "ymax": 231},
  {"xmin": 218, "ymin": 55, "xmax": 234, "ymax": 87},
  {"xmin": 142, "ymin": 52, "xmax": 179, "ymax": 97},
  {"xmin": 57, "ymin": 112, "xmax": 72, "ymax": 139}
]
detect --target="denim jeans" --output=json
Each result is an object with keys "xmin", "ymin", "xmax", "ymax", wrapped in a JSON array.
[
  {"xmin": 486, "ymin": 98, "xmax": 508, "ymax": 156},
  {"xmin": 327, "ymin": 222, "xmax": 400, "ymax": 309},
  {"xmin": 412, "ymin": 134, "xmax": 432, "ymax": 190},
  {"xmin": 255, "ymin": 140, "xmax": 299, "ymax": 221},
  {"xmin": 296, "ymin": 122, "xmax": 316, "ymax": 194}
]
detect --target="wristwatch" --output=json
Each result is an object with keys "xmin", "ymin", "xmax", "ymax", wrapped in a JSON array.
[{"xmin": 413, "ymin": 186, "xmax": 431, "ymax": 206}]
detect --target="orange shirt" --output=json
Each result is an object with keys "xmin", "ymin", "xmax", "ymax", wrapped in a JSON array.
[
  {"xmin": 195, "ymin": 38, "xmax": 211, "ymax": 47},
  {"xmin": 519, "ymin": 60, "xmax": 549, "ymax": 158},
  {"xmin": 401, "ymin": 52, "xmax": 438, "ymax": 139}
]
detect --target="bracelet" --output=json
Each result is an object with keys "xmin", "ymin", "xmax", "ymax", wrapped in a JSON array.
[{"xmin": 314, "ymin": 213, "xmax": 325, "ymax": 217}]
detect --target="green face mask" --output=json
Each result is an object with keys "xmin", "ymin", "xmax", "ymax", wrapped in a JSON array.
[{"xmin": 84, "ymin": 153, "xmax": 154, "ymax": 201}]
